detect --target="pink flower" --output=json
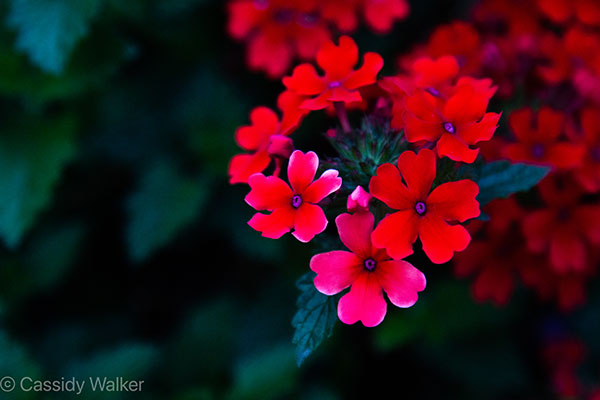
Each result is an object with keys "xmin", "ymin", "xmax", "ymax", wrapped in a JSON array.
[
  {"xmin": 310, "ymin": 212, "xmax": 426, "ymax": 327},
  {"xmin": 346, "ymin": 185, "xmax": 372, "ymax": 212},
  {"xmin": 245, "ymin": 150, "xmax": 342, "ymax": 242}
]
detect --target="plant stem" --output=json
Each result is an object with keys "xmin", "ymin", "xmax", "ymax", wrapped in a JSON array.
[{"xmin": 334, "ymin": 102, "xmax": 352, "ymax": 134}]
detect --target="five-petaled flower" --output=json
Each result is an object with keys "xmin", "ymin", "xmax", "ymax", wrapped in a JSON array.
[
  {"xmin": 310, "ymin": 211, "xmax": 426, "ymax": 327},
  {"xmin": 245, "ymin": 150, "xmax": 342, "ymax": 242},
  {"xmin": 402, "ymin": 78, "xmax": 501, "ymax": 163},
  {"xmin": 369, "ymin": 149, "xmax": 481, "ymax": 263},
  {"xmin": 282, "ymin": 35, "xmax": 383, "ymax": 111}
]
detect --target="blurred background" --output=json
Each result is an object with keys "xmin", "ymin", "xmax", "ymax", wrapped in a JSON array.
[{"xmin": 0, "ymin": 0, "xmax": 598, "ymax": 399}]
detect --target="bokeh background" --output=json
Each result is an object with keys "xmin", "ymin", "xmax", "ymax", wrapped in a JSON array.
[{"xmin": 0, "ymin": 0, "xmax": 598, "ymax": 399}]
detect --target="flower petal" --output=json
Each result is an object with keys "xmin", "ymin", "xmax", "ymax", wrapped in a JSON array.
[
  {"xmin": 443, "ymin": 83, "xmax": 489, "ymax": 124},
  {"xmin": 228, "ymin": 151, "xmax": 272, "ymax": 185},
  {"xmin": 344, "ymin": 52, "xmax": 384, "ymax": 90},
  {"xmin": 403, "ymin": 111, "xmax": 444, "ymax": 143},
  {"xmin": 282, "ymin": 64, "xmax": 326, "ymax": 95},
  {"xmin": 248, "ymin": 206, "xmax": 296, "ymax": 239},
  {"xmin": 436, "ymin": 133, "xmax": 480, "ymax": 163},
  {"xmin": 310, "ymin": 251, "xmax": 363, "ymax": 295},
  {"xmin": 335, "ymin": 212, "xmax": 374, "ymax": 259},
  {"xmin": 427, "ymin": 179, "xmax": 480, "ymax": 222},
  {"xmin": 287, "ymin": 150, "xmax": 318, "ymax": 193},
  {"xmin": 303, "ymin": 169, "xmax": 342, "ymax": 203},
  {"xmin": 376, "ymin": 260, "xmax": 426, "ymax": 308},
  {"xmin": 292, "ymin": 203, "xmax": 327, "ymax": 242},
  {"xmin": 418, "ymin": 216, "xmax": 471, "ymax": 264},
  {"xmin": 338, "ymin": 272, "xmax": 387, "ymax": 327},
  {"xmin": 371, "ymin": 211, "xmax": 418, "ymax": 259},
  {"xmin": 245, "ymin": 173, "xmax": 293, "ymax": 210},
  {"xmin": 457, "ymin": 112, "xmax": 501, "ymax": 144},
  {"xmin": 369, "ymin": 163, "xmax": 414, "ymax": 210},
  {"xmin": 317, "ymin": 35, "xmax": 359, "ymax": 81},
  {"xmin": 397, "ymin": 149, "xmax": 437, "ymax": 200}
]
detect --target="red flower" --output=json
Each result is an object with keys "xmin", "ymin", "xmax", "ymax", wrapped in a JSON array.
[
  {"xmin": 282, "ymin": 35, "xmax": 383, "ymax": 110},
  {"xmin": 229, "ymin": 106, "xmax": 294, "ymax": 184},
  {"xmin": 369, "ymin": 149, "xmax": 480, "ymax": 263},
  {"xmin": 402, "ymin": 79, "xmax": 501, "ymax": 163},
  {"xmin": 363, "ymin": 0, "xmax": 409, "ymax": 34},
  {"xmin": 503, "ymin": 107, "xmax": 585, "ymax": 169},
  {"xmin": 537, "ymin": 0, "xmax": 600, "ymax": 26},
  {"xmin": 426, "ymin": 22, "xmax": 482, "ymax": 74},
  {"xmin": 227, "ymin": 0, "xmax": 330, "ymax": 78},
  {"xmin": 573, "ymin": 108, "xmax": 600, "ymax": 192},
  {"xmin": 245, "ymin": 150, "xmax": 342, "ymax": 242},
  {"xmin": 310, "ymin": 212, "xmax": 426, "ymax": 327},
  {"xmin": 522, "ymin": 176, "xmax": 600, "ymax": 273}
]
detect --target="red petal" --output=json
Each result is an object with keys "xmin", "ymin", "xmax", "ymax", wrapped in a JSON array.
[
  {"xmin": 277, "ymin": 90, "xmax": 308, "ymax": 134},
  {"xmin": 303, "ymin": 169, "xmax": 342, "ymax": 203},
  {"xmin": 436, "ymin": 133, "xmax": 480, "ymax": 163},
  {"xmin": 283, "ymin": 64, "xmax": 326, "ymax": 95},
  {"xmin": 523, "ymin": 210, "xmax": 554, "ymax": 252},
  {"xmin": 300, "ymin": 92, "xmax": 331, "ymax": 110},
  {"xmin": 427, "ymin": 179, "xmax": 480, "ymax": 221},
  {"xmin": 287, "ymin": 150, "xmax": 318, "ymax": 193},
  {"xmin": 509, "ymin": 108, "xmax": 536, "ymax": 142},
  {"xmin": 397, "ymin": 149, "xmax": 436, "ymax": 200},
  {"xmin": 369, "ymin": 163, "xmax": 414, "ymax": 210},
  {"xmin": 344, "ymin": 52, "xmax": 384, "ymax": 90},
  {"xmin": 245, "ymin": 173, "xmax": 293, "ymax": 210},
  {"xmin": 236, "ymin": 107, "xmax": 280, "ymax": 150},
  {"xmin": 335, "ymin": 212, "xmax": 375, "ymax": 259},
  {"xmin": 473, "ymin": 263, "xmax": 514, "ymax": 306},
  {"xmin": 412, "ymin": 55, "xmax": 459, "ymax": 88},
  {"xmin": 443, "ymin": 84, "xmax": 489, "ymax": 124},
  {"xmin": 292, "ymin": 203, "xmax": 327, "ymax": 242},
  {"xmin": 403, "ymin": 111, "xmax": 444, "ymax": 143},
  {"xmin": 317, "ymin": 36, "xmax": 358, "ymax": 81},
  {"xmin": 310, "ymin": 251, "xmax": 362, "ymax": 295},
  {"xmin": 418, "ymin": 216, "xmax": 471, "ymax": 264},
  {"xmin": 550, "ymin": 232, "xmax": 586, "ymax": 273},
  {"xmin": 537, "ymin": 107, "xmax": 565, "ymax": 141},
  {"xmin": 458, "ymin": 112, "xmax": 501, "ymax": 144},
  {"xmin": 337, "ymin": 272, "xmax": 387, "ymax": 327},
  {"xmin": 546, "ymin": 143, "xmax": 585, "ymax": 169},
  {"xmin": 247, "ymin": 31, "xmax": 292, "ymax": 78},
  {"xmin": 248, "ymin": 206, "xmax": 296, "ymax": 239},
  {"xmin": 228, "ymin": 151, "xmax": 271, "ymax": 184},
  {"xmin": 371, "ymin": 211, "xmax": 418, "ymax": 259},
  {"xmin": 326, "ymin": 87, "xmax": 363, "ymax": 104},
  {"xmin": 376, "ymin": 260, "xmax": 426, "ymax": 308}
]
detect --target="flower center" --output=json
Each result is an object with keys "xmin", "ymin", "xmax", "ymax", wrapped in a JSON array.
[
  {"xmin": 443, "ymin": 122, "xmax": 455, "ymax": 134},
  {"xmin": 364, "ymin": 258, "xmax": 376, "ymax": 271},
  {"xmin": 591, "ymin": 146, "xmax": 600, "ymax": 162},
  {"xmin": 415, "ymin": 201, "xmax": 427, "ymax": 215},
  {"xmin": 531, "ymin": 143, "xmax": 545, "ymax": 158},
  {"xmin": 426, "ymin": 87, "xmax": 441, "ymax": 97},
  {"xmin": 329, "ymin": 81, "xmax": 342, "ymax": 89},
  {"xmin": 291, "ymin": 195, "xmax": 303, "ymax": 209},
  {"xmin": 274, "ymin": 8, "xmax": 294, "ymax": 24},
  {"xmin": 558, "ymin": 207, "xmax": 570, "ymax": 222},
  {"xmin": 299, "ymin": 12, "xmax": 318, "ymax": 26}
]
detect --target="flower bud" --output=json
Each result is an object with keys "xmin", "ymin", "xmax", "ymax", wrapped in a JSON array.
[
  {"xmin": 347, "ymin": 186, "xmax": 372, "ymax": 213},
  {"xmin": 268, "ymin": 135, "xmax": 294, "ymax": 159}
]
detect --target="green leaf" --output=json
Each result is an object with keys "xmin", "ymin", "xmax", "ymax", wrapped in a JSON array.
[
  {"xmin": 6, "ymin": 0, "xmax": 102, "ymax": 74},
  {"xmin": 126, "ymin": 161, "xmax": 208, "ymax": 262},
  {"xmin": 0, "ymin": 115, "xmax": 77, "ymax": 248},
  {"xmin": 473, "ymin": 161, "xmax": 550, "ymax": 206},
  {"xmin": 291, "ymin": 272, "xmax": 337, "ymax": 366}
]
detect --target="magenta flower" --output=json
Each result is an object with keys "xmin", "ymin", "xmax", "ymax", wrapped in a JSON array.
[
  {"xmin": 245, "ymin": 150, "xmax": 342, "ymax": 242},
  {"xmin": 310, "ymin": 212, "xmax": 426, "ymax": 327},
  {"xmin": 346, "ymin": 185, "xmax": 372, "ymax": 213}
]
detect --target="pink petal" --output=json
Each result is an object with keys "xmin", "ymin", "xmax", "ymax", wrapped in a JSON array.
[
  {"xmin": 248, "ymin": 206, "xmax": 296, "ymax": 239},
  {"xmin": 245, "ymin": 173, "xmax": 293, "ymax": 211},
  {"xmin": 347, "ymin": 185, "xmax": 372, "ymax": 212},
  {"xmin": 292, "ymin": 203, "xmax": 327, "ymax": 242},
  {"xmin": 303, "ymin": 169, "xmax": 342, "ymax": 203},
  {"xmin": 338, "ymin": 273, "xmax": 387, "ymax": 327},
  {"xmin": 335, "ymin": 212, "xmax": 375, "ymax": 259},
  {"xmin": 310, "ymin": 251, "xmax": 362, "ymax": 295},
  {"xmin": 287, "ymin": 150, "xmax": 319, "ymax": 194},
  {"xmin": 376, "ymin": 260, "xmax": 426, "ymax": 308}
]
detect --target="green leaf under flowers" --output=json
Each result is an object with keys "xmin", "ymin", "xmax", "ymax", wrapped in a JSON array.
[
  {"xmin": 6, "ymin": 0, "xmax": 102, "ymax": 74},
  {"xmin": 0, "ymin": 115, "xmax": 78, "ymax": 248},
  {"xmin": 291, "ymin": 272, "xmax": 338, "ymax": 366},
  {"xmin": 126, "ymin": 161, "xmax": 208, "ymax": 262},
  {"xmin": 473, "ymin": 161, "xmax": 550, "ymax": 206}
]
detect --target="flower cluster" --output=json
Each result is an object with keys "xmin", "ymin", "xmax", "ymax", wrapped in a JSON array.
[
  {"xmin": 229, "ymin": 33, "xmax": 508, "ymax": 327},
  {"xmin": 227, "ymin": 0, "xmax": 408, "ymax": 77},
  {"xmin": 406, "ymin": 0, "xmax": 600, "ymax": 311}
]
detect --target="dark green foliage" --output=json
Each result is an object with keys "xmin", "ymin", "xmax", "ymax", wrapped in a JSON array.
[{"xmin": 292, "ymin": 272, "xmax": 338, "ymax": 366}]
